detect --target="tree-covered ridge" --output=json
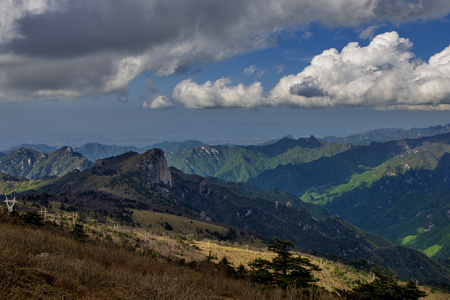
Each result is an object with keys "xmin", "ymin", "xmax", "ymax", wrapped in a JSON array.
[
  {"xmin": 297, "ymin": 136, "xmax": 450, "ymax": 259},
  {"xmin": 166, "ymin": 136, "xmax": 351, "ymax": 182},
  {"xmin": 0, "ymin": 173, "xmax": 51, "ymax": 195},
  {"xmin": 166, "ymin": 132, "xmax": 450, "ymax": 260}
]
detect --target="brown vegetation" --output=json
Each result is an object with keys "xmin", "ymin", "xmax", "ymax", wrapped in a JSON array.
[
  {"xmin": 0, "ymin": 213, "xmax": 340, "ymax": 299},
  {"xmin": 0, "ymin": 211, "xmax": 443, "ymax": 299}
]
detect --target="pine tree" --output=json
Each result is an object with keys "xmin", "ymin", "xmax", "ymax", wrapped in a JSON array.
[
  {"xmin": 249, "ymin": 237, "xmax": 320, "ymax": 289},
  {"xmin": 71, "ymin": 223, "xmax": 88, "ymax": 243}
]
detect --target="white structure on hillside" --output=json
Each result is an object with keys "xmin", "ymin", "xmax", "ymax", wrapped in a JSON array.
[{"xmin": 4, "ymin": 196, "xmax": 17, "ymax": 212}]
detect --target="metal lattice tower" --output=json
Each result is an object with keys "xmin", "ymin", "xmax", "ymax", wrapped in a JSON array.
[{"xmin": 4, "ymin": 196, "xmax": 17, "ymax": 212}]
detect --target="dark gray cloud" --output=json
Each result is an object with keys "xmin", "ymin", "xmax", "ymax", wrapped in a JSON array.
[
  {"xmin": 10, "ymin": 2, "xmax": 160, "ymax": 58},
  {"xmin": 374, "ymin": 0, "xmax": 450, "ymax": 21},
  {"xmin": 6, "ymin": 0, "xmax": 251, "ymax": 59},
  {"xmin": 0, "ymin": 0, "xmax": 449, "ymax": 102},
  {"xmin": 289, "ymin": 77, "xmax": 328, "ymax": 98}
]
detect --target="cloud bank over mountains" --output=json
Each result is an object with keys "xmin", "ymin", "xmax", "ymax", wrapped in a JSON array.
[
  {"xmin": 1, "ymin": 0, "xmax": 450, "ymax": 108},
  {"xmin": 171, "ymin": 32, "xmax": 450, "ymax": 110}
]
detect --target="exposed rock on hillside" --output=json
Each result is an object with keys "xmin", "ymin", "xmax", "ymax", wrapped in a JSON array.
[
  {"xmin": 140, "ymin": 149, "xmax": 172, "ymax": 187},
  {"xmin": 92, "ymin": 149, "xmax": 172, "ymax": 187}
]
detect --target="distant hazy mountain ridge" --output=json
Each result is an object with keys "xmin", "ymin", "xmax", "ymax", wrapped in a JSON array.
[
  {"xmin": 148, "ymin": 140, "xmax": 208, "ymax": 154},
  {"xmin": 0, "ymin": 147, "xmax": 93, "ymax": 179},
  {"xmin": 74, "ymin": 143, "xmax": 139, "ymax": 162},
  {"xmin": 74, "ymin": 140, "xmax": 208, "ymax": 162},
  {"xmin": 323, "ymin": 123, "xmax": 450, "ymax": 145},
  {"xmin": 7, "ymin": 143, "xmax": 58, "ymax": 153}
]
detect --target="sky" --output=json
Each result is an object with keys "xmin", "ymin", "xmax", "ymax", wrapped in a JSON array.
[{"xmin": 0, "ymin": 0, "xmax": 450, "ymax": 149}]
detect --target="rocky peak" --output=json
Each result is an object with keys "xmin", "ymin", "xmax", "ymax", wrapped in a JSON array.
[{"xmin": 140, "ymin": 149, "xmax": 172, "ymax": 187}]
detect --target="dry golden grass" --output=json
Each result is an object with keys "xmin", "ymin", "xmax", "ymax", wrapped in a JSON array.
[
  {"xmin": 0, "ymin": 213, "xmax": 343, "ymax": 299},
  {"xmin": 195, "ymin": 239, "xmax": 275, "ymax": 267},
  {"xmin": 132, "ymin": 209, "xmax": 230, "ymax": 236},
  {"xmin": 1, "ymin": 210, "xmax": 443, "ymax": 300},
  {"xmin": 194, "ymin": 239, "xmax": 366, "ymax": 292},
  {"xmin": 193, "ymin": 239, "xmax": 445, "ymax": 299}
]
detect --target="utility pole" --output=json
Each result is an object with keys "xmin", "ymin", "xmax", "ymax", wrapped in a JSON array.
[{"xmin": 40, "ymin": 207, "xmax": 47, "ymax": 218}]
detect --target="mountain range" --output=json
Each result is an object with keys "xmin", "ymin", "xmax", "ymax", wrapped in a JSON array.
[
  {"xmin": 165, "ymin": 132, "xmax": 450, "ymax": 262},
  {"xmin": 1, "ymin": 140, "xmax": 208, "ymax": 163},
  {"xmin": 1, "ymin": 124, "xmax": 450, "ymax": 285},
  {"xmin": 9, "ymin": 148, "xmax": 448, "ymax": 285},
  {"xmin": 166, "ymin": 136, "xmax": 352, "ymax": 182},
  {"xmin": 323, "ymin": 123, "xmax": 450, "ymax": 145},
  {"xmin": 3, "ymin": 123, "xmax": 449, "ymax": 161}
]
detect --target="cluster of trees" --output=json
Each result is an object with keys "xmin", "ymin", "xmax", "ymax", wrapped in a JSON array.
[
  {"xmin": 338, "ymin": 271, "xmax": 427, "ymax": 300},
  {"xmin": 248, "ymin": 237, "xmax": 427, "ymax": 300}
]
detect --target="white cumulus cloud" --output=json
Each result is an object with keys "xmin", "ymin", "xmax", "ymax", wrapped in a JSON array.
[
  {"xmin": 142, "ymin": 95, "xmax": 174, "ymax": 109},
  {"xmin": 269, "ymin": 31, "xmax": 450, "ymax": 110},
  {"xmin": 172, "ymin": 78, "xmax": 268, "ymax": 108},
  {"xmin": 173, "ymin": 32, "xmax": 450, "ymax": 110}
]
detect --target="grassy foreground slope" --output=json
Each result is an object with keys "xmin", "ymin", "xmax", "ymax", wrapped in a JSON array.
[
  {"xmin": 2, "ymin": 211, "xmax": 446, "ymax": 300},
  {"xmin": 0, "ymin": 212, "xmax": 361, "ymax": 300}
]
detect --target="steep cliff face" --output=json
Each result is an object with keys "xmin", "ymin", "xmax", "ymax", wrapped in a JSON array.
[
  {"xmin": 139, "ymin": 149, "xmax": 172, "ymax": 187},
  {"xmin": 92, "ymin": 148, "xmax": 173, "ymax": 187}
]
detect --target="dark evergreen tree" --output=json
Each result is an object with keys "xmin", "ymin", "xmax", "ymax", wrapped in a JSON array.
[
  {"xmin": 236, "ymin": 263, "xmax": 248, "ymax": 279},
  {"xmin": 218, "ymin": 257, "xmax": 238, "ymax": 278},
  {"xmin": 71, "ymin": 223, "xmax": 88, "ymax": 243},
  {"xmin": 20, "ymin": 212, "xmax": 44, "ymax": 226},
  {"xmin": 343, "ymin": 270, "xmax": 427, "ymax": 300},
  {"xmin": 249, "ymin": 237, "xmax": 320, "ymax": 289}
]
